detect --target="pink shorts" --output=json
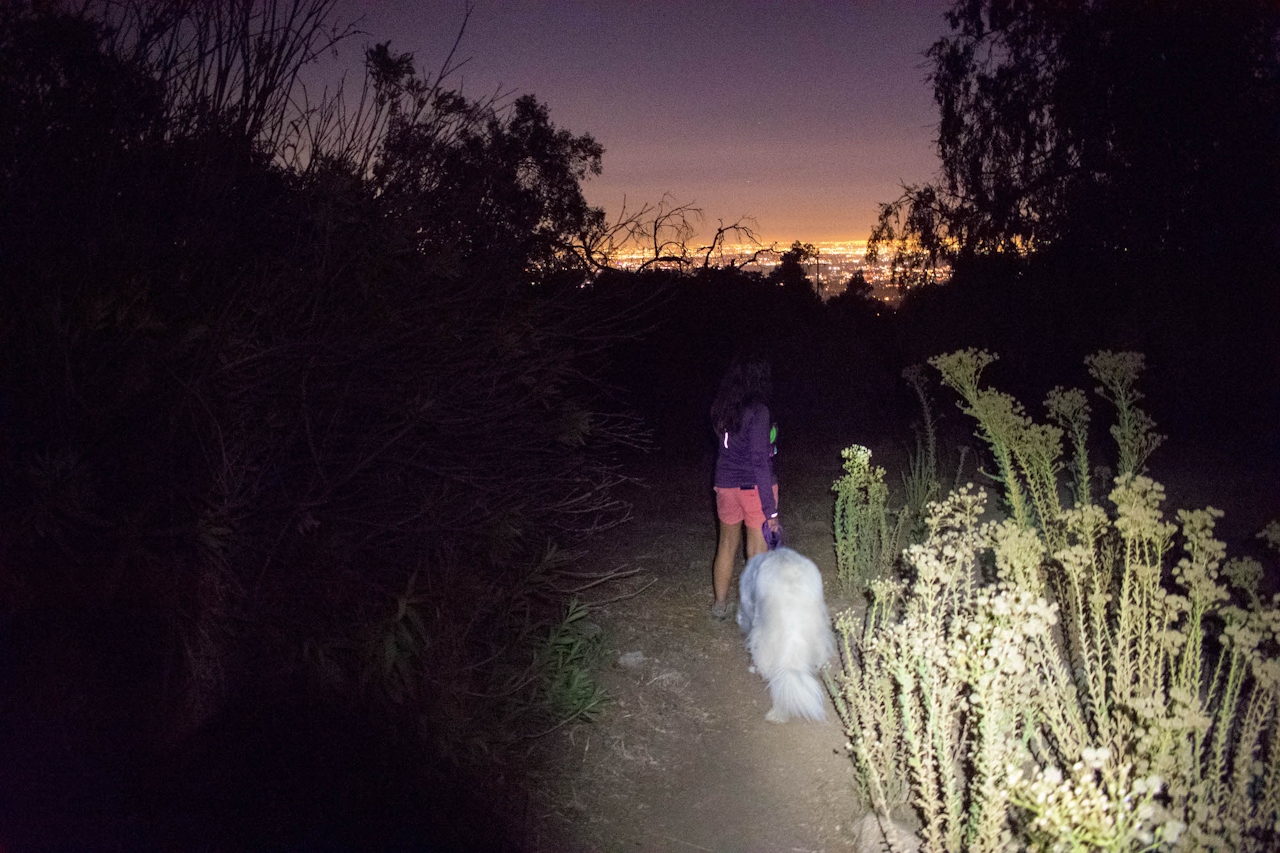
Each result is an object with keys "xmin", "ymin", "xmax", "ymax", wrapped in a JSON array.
[{"xmin": 714, "ymin": 484, "xmax": 778, "ymax": 527}]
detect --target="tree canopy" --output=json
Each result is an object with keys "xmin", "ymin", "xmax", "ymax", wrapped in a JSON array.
[{"xmin": 869, "ymin": 0, "xmax": 1280, "ymax": 279}]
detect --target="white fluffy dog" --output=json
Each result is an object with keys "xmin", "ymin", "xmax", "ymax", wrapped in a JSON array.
[{"xmin": 736, "ymin": 547, "xmax": 835, "ymax": 722}]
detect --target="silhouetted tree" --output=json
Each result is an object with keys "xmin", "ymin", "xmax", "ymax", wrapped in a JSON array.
[
  {"xmin": 769, "ymin": 240, "xmax": 821, "ymax": 303},
  {"xmin": 870, "ymin": 0, "xmax": 1280, "ymax": 277},
  {"xmin": 843, "ymin": 270, "xmax": 873, "ymax": 302},
  {"xmin": 367, "ymin": 42, "xmax": 605, "ymax": 283}
]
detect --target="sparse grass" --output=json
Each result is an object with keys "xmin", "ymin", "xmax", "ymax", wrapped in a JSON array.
[
  {"xmin": 538, "ymin": 599, "xmax": 608, "ymax": 728},
  {"xmin": 901, "ymin": 365, "xmax": 941, "ymax": 534}
]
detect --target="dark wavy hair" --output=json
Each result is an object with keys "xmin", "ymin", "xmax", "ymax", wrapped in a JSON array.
[{"xmin": 711, "ymin": 355, "xmax": 772, "ymax": 436}]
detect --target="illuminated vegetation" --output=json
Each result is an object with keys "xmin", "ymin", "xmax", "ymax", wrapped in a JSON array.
[{"xmin": 829, "ymin": 351, "xmax": 1280, "ymax": 852}]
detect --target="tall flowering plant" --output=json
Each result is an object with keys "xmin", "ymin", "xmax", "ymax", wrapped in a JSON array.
[
  {"xmin": 833, "ymin": 445, "xmax": 905, "ymax": 594},
  {"xmin": 828, "ymin": 351, "xmax": 1280, "ymax": 852}
]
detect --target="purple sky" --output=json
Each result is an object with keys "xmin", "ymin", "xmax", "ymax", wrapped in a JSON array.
[{"xmin": 338, "ymin": 1, "xmax": 955, "ymax": 244}]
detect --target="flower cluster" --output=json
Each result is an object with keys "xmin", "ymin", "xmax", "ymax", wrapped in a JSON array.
[
  {"xmin": 829, "ymin": 352, "xmax": 1280, "ymax": 853},
  {"xmin": 1009, "ymin": 758, "xmax": 1186, "ymax": 853}
]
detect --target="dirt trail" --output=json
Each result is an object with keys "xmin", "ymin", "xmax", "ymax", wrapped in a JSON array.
[
  {"xmin": 530, "ymin": 443, "xmax": 868, "ymax": 852},
  {"xmin": 522, "ymin": 430, "xmax": 1280, "ymax": 851}
]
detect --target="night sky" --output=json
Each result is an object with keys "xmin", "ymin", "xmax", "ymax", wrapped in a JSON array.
[{"xmin": 339, "ymin": 1, "xmax": 955, "ymax": 244}]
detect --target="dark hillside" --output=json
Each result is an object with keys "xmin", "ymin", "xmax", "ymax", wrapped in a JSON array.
[{"xmin": 0, "ymin": 4, "xmax": 634, "ymax": 848}]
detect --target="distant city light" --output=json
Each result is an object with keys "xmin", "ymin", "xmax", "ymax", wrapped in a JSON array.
[{"xmin": 609, "ymin": 239, "xmax": 950, "ymax": 305}]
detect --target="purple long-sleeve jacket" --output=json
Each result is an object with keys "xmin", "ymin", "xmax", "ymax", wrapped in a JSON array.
[{"xmin": 713, "ymin": 402, "xmax": 777, "ymax": 519}]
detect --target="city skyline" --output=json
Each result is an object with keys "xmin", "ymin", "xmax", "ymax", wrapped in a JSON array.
[{"xmin": 609, "ymin": 239, "xmax": 943, "ymax": 304}]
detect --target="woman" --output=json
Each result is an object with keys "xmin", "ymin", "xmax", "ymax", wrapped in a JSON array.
[{"xmin": 709, "ymin": 356, "xmax": 780, "ymax": 619}]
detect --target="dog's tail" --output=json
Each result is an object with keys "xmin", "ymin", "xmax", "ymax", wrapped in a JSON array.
[{"xmin": 769, "ymin": 668, "xmax": 827, "ymax": 722}]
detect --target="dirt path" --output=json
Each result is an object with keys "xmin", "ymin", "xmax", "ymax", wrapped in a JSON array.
[
  {"xmin": 521, "ymin": 431, "xmax": 1279, "ymax": 851},
  {"xmin": 529, "ymin": 442, "xmax": 869, "ymax": 852}
]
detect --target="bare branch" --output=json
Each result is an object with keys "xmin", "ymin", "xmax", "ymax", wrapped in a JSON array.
[{"xmin": 696, "ymin": 216, "xmax": 767, "ymax": 269}]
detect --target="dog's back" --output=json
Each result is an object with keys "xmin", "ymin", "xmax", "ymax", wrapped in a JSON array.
[{"xmin": 738, "ymin": 548, "xmax": 835, "ymax": 722}]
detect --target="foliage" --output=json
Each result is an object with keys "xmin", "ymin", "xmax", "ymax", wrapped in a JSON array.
[
  {"xmin": 901, "ymin": 365, "xmax": 942, "ymax": 538},
  {"xmin": 833, "ymin": 365, "xmax": 968, "ymax": 597},
  {"xmin": 293, "ymin": 549, "xmax": 613, "ymax": 766},
  {"xmin": 833, "ymin": 446, "xmax": 905, "ymax": 594},
  {"xmin": 537, "ymin": 599, "xmax": 608, "ymax": 727},
  {"xmin": 864, "ymin": 182, "xmax": 952, "ymax": 288},
  {"xmin": 869, "ymin": 0, "xmax": 1280, "ymax": 279},
  {"xmin": 0, "ymin": 6, "xmax": 638, "ymax": 832},
  {"xmin": 369, "ymin": 72, "xmax": 605, "ymax": 282},
  {"xmin": 931, "ymin": 349, "xmax": 1056, "ymax": 540},
  {"xmin": 1084, "ymin": 352, "xmax": 1164, "ymax": 481},
  {"xmin": 1045, "ymin": 386, "xmax": 1092, "ymax": 508},
  {"xmin": 768, "ymin": 240, "xmax": 822, "ymax": 303},
  {"xmin": 829, "ymin": 353, "xmax": 1280, "ymax": 851}
]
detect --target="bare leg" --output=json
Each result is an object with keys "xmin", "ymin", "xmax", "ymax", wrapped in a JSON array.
[
  {"xmin": 713, "ymin": 521, "xmax": 743, "ymax": 606},
  {"xmin": 745, "ymin": 523, "xmax": 768, "ymax": 560},
  {"xmin": 746, "ymin": 486, "xmax": 777, "ymax": 560}
]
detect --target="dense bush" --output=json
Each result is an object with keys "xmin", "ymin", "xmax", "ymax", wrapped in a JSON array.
[{"xmin": 0, "ymin": 2, "xmax": 637, "ymax": 846}]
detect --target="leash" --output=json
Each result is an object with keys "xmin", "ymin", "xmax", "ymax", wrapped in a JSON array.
[{"xmin": 763, "ymin": 520, "xmax": 784, "ymax": 550}]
